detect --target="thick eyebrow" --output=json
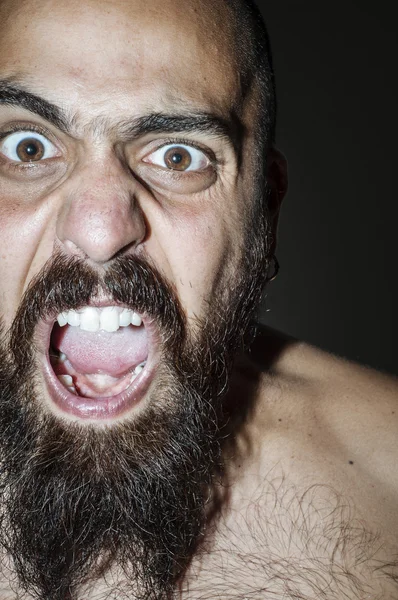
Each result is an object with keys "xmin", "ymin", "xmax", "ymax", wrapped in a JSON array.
[
  {"xmin": 119, "ymin": 113, "xmax": 234, "ymax": 141},
  {"xmin": 0, "ymin": 80, "xmax": 69, "ymax": 132},
  {"xmin": 0, "ymin": 80, "xmax": 238, "ymax": 144}
]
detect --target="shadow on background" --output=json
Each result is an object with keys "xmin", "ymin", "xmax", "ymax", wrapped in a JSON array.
[{"xmin": 257, "ymin": 0, "xmax": 397, "ymax": 375}]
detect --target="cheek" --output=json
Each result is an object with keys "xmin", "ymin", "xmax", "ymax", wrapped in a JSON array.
[
  {"xmin": 0, "ymin": 191, "xmax": 56, "ymax": 327},
  {"xmin": 144, "ymin": 206, "xmax": 243, "ymax": 321}
]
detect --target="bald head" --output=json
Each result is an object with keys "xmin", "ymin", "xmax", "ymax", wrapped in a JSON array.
[{"xmin": 0, "ymin": 0, "xmax": 275, "ymax": 146}]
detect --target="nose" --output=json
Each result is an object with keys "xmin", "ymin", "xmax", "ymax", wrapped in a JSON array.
[{"xmin": 56, "ymin": 159, "xmax": 146, "ymax": 264}]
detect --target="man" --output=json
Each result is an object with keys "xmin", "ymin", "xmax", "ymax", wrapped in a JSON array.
[{"xmin": 0, "ymin": 0, "xmax": 396, "ymax": 598}]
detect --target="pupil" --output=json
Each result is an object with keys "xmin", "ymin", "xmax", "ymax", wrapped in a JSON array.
[
  {"xmin": 171, "ymin": 153, "xmax": 183, "ymax": 164},
  {"xmin": 25, "ymin": 143, "xmax": 38, "ymax": 156}
]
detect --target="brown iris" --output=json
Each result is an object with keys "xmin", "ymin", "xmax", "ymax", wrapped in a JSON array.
[
  {"xmin": 163, "ymin": 146, "xmax": 192, "ymax": 171},
  {"xmin": 16, "ymin": 138, "xmax": 45, "ymax": 162}
]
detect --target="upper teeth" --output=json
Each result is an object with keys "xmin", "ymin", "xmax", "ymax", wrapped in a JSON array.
[{"xmin": 57, "ymin": 307, "xmax": 143, "ymax": 333}]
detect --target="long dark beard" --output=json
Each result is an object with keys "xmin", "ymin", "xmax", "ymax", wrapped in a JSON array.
[{"xmin": 0, "ymin": 199, "xmax": 270, "ymax": 599}]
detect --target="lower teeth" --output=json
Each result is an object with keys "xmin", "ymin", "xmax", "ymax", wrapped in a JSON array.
[
  {"xmin": 130, "ymin": 361, "xmax": 146, "ymax": 383},
  {"xmin": 134, "ymin": 361, "xmax": 146, "ymax": 375},
  {"xmin": 58, "ymin": 374, "xmax": 73, "ymax": 386},
  {"xmin": 56, "ymin": 361, "xmax": 147, "ymax": 395}
]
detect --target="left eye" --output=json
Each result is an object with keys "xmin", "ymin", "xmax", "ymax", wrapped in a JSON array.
[
  {"xmin": 143, "ymin": 144, "xmax": 209, "ymax": 172},
  {"xmin": 0, "ymin": 131, "xmax": 59, "ymax": 163}
]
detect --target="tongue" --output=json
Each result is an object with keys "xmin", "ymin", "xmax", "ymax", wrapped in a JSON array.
[{"xmin": 52, "ymin": 324, "xmax": 148, "ymax": 377}]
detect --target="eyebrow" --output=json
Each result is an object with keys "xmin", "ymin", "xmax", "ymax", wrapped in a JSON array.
[
  {"xmin": 0, "ymin": 80, "xmax": 68, "ymax": 132},
  {"xmin": 0, "ymin": 80, "xmax": 236, "ymax": 142},
  {"xmin": 120, "ymin": 113, "xmax": 233, "ymax": 140}
]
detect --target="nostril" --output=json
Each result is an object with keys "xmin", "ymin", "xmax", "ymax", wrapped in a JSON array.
[
  {"xmin": 62, "ymin": 239, "xmax": 88, "ymax": 259},
  {"xmin": 58, "ymin": 205, "xmax": 146, "ymax": 264}
]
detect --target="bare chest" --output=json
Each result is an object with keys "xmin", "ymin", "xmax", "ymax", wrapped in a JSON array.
[
  {"xmin": 0, "ymin": 483, "xmax": 397, "ymax": 600},
  {"xmin": 180, "ymin": 483, "xmax": 398, "ymax": 600}
]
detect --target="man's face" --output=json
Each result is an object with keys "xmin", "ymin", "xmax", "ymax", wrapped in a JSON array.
[
  {"xmin": 0, "ymin": 1, "xmax": 270, "ymax": 598},
  {"xmin": 0, "ymin": 0, "xmax": 260, "ymax": 423}
]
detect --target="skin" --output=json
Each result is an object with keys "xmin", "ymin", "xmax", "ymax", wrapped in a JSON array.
[
  {"xmin": 192, "ymin": 331, "xmax": 398, "ymax": 597},
  {"xmin": 0, "ymin": 0, "xmax": 279, "ymax": 424},
  {"xmin": 0, "ymin": 0, "xmax": 397, "ymax": 598},
  {"xmin": 0, "ymin": 0, "xmax": 258, "ymax": 331}
]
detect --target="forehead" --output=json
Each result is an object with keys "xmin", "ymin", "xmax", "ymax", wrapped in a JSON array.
[{"xmin": 0, "ymin": 0, "xmax": 243, "ymax": 124}]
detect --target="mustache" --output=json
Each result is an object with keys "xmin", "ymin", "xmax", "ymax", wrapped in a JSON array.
[{"xmin": 9, "ymin": 251, "xmax": 185, "ymax": 362}]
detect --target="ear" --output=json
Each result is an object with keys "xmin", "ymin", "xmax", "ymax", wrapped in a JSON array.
[{"xmin": 266, "ymin": 147, "xmax": 288, "ymax": 254}]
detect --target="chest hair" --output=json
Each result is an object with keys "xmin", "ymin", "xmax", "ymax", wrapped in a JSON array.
[{"xmin": 181, "ymin": 480, "xmax": 398, "ymax": 600}]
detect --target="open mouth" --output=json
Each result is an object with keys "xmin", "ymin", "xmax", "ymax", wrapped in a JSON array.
[{"xmin": 42, "ymin": 305, "xmax": 155, "ymax": 421}]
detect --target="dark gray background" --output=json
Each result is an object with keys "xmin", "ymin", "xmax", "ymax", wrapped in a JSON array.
[{"xmin": 256, "ymin": 0, "xmax": 397, "ymax": 375}]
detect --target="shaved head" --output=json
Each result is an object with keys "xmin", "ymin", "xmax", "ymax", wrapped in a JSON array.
[{"xmin": 0, "ymin": 0, "xmax": 276, "ymax": 146}]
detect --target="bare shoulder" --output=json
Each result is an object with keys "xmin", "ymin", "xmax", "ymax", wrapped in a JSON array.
[
  {"xmin": 184, "ymin": 328, "xmax": 398, "ymax": 599},
  {"xmin": 249, "ymin": 324, "xmax": 398, "ymax": 415},
  {"xmin": 228, "ymin": 325, "xmax": 398, "ymax": 537}
]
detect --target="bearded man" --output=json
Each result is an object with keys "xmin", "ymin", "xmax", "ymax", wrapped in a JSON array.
[{"xmin": 0, "ymin": 0, "xmax": 396, "ymax": 599}]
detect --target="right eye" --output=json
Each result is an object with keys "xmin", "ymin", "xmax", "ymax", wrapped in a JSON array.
[
  {"xmin": 143, "ymin": 143, "xmax": 210, "ymax": 172},
  {"xmin": 0, "ymin": 131, "xmax": 59, "ymax": 163}
]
